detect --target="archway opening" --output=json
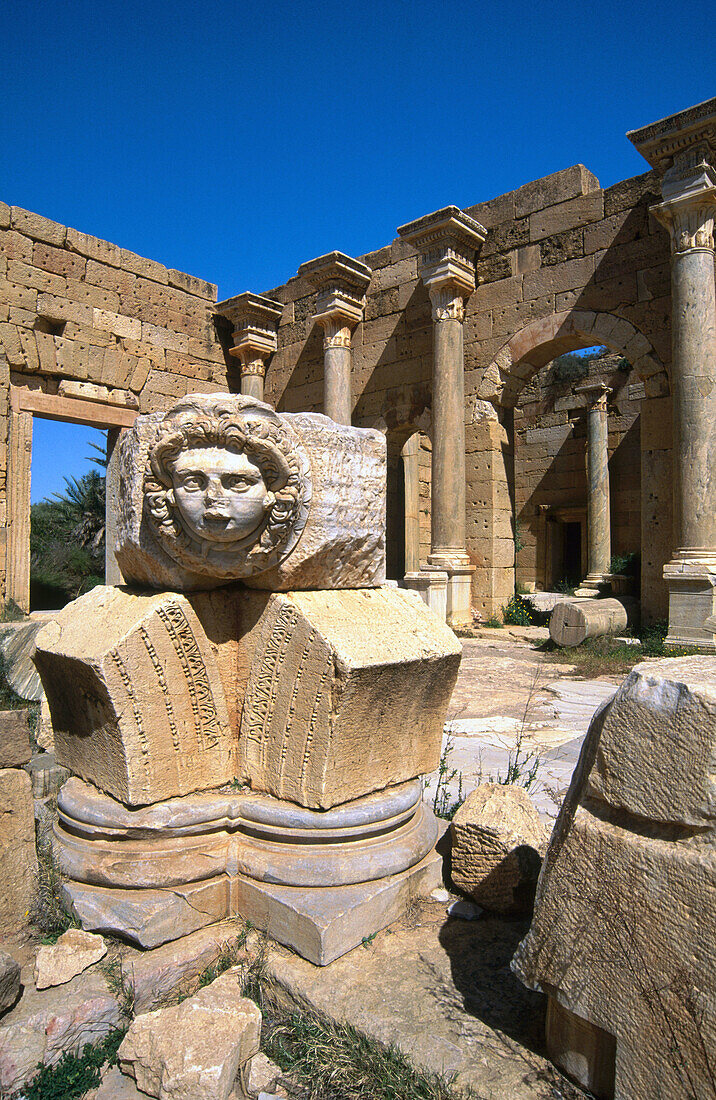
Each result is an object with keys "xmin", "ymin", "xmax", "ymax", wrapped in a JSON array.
[{"xmin": 513, "ymin": 345, "xmax": 642, "ymax": 595}]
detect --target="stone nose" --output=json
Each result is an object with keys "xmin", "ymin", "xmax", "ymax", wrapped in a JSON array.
[{"xmin": 204, "ymin": 477, "xmax": 225, "ymax": 502}]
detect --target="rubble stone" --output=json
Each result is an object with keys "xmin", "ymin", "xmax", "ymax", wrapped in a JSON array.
[
  {"xmin": 0, "ymin": 710, "xmax": 31, "ymax": 767},
  {"xmin": 450, "ymin": 784, "xmax": 546, "ymax": 914},
  {"xmin": 513, "ymin": 656, "xmax": 716, "ymax": 1099},
  {"xmin": 0, "ymin": 769, "xmax": 37, "ymax": 932},
  {"xmin": 34, "ymin": 929, "xmax": 107, "ymax": 990},
  {"xmin": 118, "ymin": 968, "xmax": 261, "ymax": 1100},
  {"xmin": 0, "ymin": 952, "xmax": 20, "ymax": 1016}
]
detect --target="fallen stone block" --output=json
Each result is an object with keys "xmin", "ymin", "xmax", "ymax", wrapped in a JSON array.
[
  {"xmin": 96, "ymin": 1065, "xmax": 147, "ymax": 1099},
  {"xmin": 34, "ymin": 929, "xmax": 107, "ymax": 990},
  {"xmin": 450, "ymin": 784, "xmax": 546, "ymax": 915},
  {"xmin": 246, "ymin": 1053, "xmax": 282, "ymax": 1096},
  {"xmin": 0, "ymin": 952, "xmax": 20, "ymax": 1016},
  {"xmin": 0, "ymin": 709, "xmax": 31, "ymax": 767},
  {"xmin": 34, "ymin": 586, "xmax": 233, "ymax": 805},
  {"xmin": 549, "ymin": 597, "xmax": 631, "ymax": 647},
  {"xmin": 129, "ymin": 922, "xmax": 250, "ymax": 1014},
  {"xmin": 238, "ymin": 587, "xmax": 461, "ymax": 808},
  {"xmin": 513, "ymin": 656, "xmax": 716, "ymax": 1100},
  {"xmin": 118, "ymin": 968, "xmax": 261, "ymax": 1100}
]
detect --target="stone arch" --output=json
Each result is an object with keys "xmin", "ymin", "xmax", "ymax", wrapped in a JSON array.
[{"xmin": 488, "ymin": 310, "xmax": 669, "ymax": 408}]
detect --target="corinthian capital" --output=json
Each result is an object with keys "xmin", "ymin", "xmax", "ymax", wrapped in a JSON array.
[
  {"xmin": 214, "ymin": 291, "xmax": 283, "ymax": 372},
  {"xmin": 298, "ymin": 251, "xmax": 372, "ymax": 349},
  {"xmin": 398, "ymin": 206, "xmax": 486, "ymax": 320},
  {"xmin": 652, "ymin": 186, "xmax": 716, "ymax": 254}
]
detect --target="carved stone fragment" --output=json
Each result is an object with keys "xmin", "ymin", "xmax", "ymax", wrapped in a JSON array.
[
  {"xmin": 33, "ymin": 586, "xmax": 234, "ymax": 806},
  {"xmin": 114, "ymin": 393, "xmax": 311, "ymax": 590},
  {"xmin": 513, "ymin": 656, "xmax": 716, "ymax": 1100},
  {"xmin": 238, "ymin": 587, "xmax": 461, "ymax": 808}
]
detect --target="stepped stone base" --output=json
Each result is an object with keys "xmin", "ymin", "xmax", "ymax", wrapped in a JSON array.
[{"xmin": 55, "ymin": 777, "xmax": 441, "ymax": 962}]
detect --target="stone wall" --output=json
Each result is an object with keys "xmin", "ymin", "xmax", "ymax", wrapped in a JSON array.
[
  {"xmin": 0, "ymin": 158, "xmax": 676, "ymax": 619},
  {"xmin": 262, "ymin": 165, "xmax": 672, "ymax": 619},
  {"xmin": 0, "ymin": 203, "xmax": 234, "ymax": 603}
]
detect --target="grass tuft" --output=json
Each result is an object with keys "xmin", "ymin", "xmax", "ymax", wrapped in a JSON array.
[
  {"xmin": 20, "ymin": 1029, "xmax": 126, "ymax": 1100},
  {"xmin": 29, "ymin": 804, "xmax": 77, "ymax": 941}
]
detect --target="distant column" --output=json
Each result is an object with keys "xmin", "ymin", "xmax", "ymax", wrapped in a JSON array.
[
  {"xmin": 398, "ymin": 207, "xmax": 487, "ymax": 626},
  {"xmin": 6, "ymin": 408, "xmax": 33, "ymax": 612},
  {"xmin": 629, "ymin": 102, "xmax": 716, "ymax": 647},
  {"xmin": 402, "ymin": 434, "xmax": 421, "ymax": 574},
  {"xmin": 298, "ymin": 252, "xmax": 372, "ymax": 424},
  {"xmin": 215, "ymin": 292, "xmax": 283, "ymax": 402},
  {"xmin": 574, "ymin": 383, "xmax": 611, "ymax": 597}
]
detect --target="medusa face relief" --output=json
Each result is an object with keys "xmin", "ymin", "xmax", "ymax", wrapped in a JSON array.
[
  {"xmin": 143, "ymin": 395, "xmax": 311, "ymax": 579},
  {"xmin": 170, "ymin": 446, "xmax": 272, "ymax": 544}
]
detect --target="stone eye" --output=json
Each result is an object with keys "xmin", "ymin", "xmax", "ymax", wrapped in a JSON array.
[{"xmin": 180, "ymin": 473, "xmax": 205, "ymax": 491}]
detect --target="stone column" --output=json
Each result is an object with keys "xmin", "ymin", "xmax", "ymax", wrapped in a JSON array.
[
  {"xmin": 629, "ymin": 101, "xmax": 716, "ymax": 647},
  {"xmin": 398, "ymin": 207, "xmax": 487, "ymax": 626},
  {"xmin": 402, "ymin": 433, "xmax": 420, "ymax": 574},
  {"xmin": 6, "ymin": 408, "xmax": 32, "ymax": 612},
  {"xmin": 298, "ymin": 252, "xmax": 372, "ymax": 425},
  {"xmin": 214, "ymin": 292, "xmax": 283, "ymax": 402},
  {"xmin": 574, "ymin": 383, "xmax": 611, "ymax": 597}
]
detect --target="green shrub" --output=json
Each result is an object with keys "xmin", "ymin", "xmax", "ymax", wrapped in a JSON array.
[
  {"xmin": 21, "ymin": 1029, "xmax": 125, "ymax": 1100},
  {"xmin": 502, "ymin": 594, "xmax": 535, "ymax": 626}
]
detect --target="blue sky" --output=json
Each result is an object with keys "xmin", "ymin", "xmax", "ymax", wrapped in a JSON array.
[{"xmin": 4, "ymin": 0, "xmax": 712, "ymax": 500}]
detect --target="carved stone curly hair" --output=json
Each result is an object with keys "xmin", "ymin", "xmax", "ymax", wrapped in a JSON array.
[{"xmin": 144, "ymin": 401, "xmax": 307, "ymax": 577}]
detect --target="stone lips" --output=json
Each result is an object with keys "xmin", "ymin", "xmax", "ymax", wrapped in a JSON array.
[
  {"xmin": 512, "ymin": 656, "xmax": 716, "ymax": 1099},
  {"xmin": 33, "ymin": 587, "xmax": 234, "ymax": 806},
  {"xmin": 115, "ymin": 393, "xmax": 312, "ymax": 590}
]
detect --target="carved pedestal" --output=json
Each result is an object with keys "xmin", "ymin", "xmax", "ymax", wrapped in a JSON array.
[{"xmin": 55, "ymin": 777, "xmax": 440, "ymax": 963}]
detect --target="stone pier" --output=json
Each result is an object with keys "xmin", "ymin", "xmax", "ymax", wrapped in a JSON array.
[
  {"xmin": 629, "ymin": 100, "xmax": 716, "ymax": 648},
  {"xmin": 574, "ymin": 382, "xmax": 611, "ymax": 596},
  {"xmin": 298, "ymin": 252, "xmax": 371, "ymax": 424},
  {"xmin": 214, "ymin": 292, "xmax": 283, "ymax": 401},
  {"xmin": 398, "ymin": 207, "xmax": 486, "ymax": 627}
]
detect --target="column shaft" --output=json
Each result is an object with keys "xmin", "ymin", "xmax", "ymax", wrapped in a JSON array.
[
  {"xmin": 586, "ymin": 398, "xmax": 611, "ymax": 578},
  {"xmin": 431, "ymin": 317, "xmax": 467, "ymax": 561},
  {"xmin": 670, "ymin": 247, "xmax": 716, "ymax": 553},
  {"xmin": 240, "ymin": 369, "xmax": 265, "ymax": 401},
  {"xmin": 324, "ymin": 344, "xmax": 352, "ymax": 425},
  {"xmin": 7, "ymin": 409, "xmax": 32, "ymax": 612},
  {"xmin": 402, "ymin": 434, "xmax": 420, "ymax": 574}
]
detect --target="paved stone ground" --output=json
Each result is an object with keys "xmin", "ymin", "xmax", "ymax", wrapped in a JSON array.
[{"xmin": 425, "ymin": 628, "xmax": 623, "ymax": 821}]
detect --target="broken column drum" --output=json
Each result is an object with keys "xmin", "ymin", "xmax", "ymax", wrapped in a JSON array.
[{"xmin": 36, "ymin": 392, "xmax": 461, "ymax": 965}]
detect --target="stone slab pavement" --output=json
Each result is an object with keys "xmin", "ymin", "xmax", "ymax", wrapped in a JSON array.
[
  {"xmin": 425, "ymin": 632, "xmax": 621, "ymax": 821},
  {"xmin": 264, "ymin": 899, "xmax": 587, "ymax": 1099}
]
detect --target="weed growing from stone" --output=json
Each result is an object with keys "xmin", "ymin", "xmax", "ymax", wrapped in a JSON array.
[
  {"xmin": 501, "ymin": 593, "xmax": 535, "ymax": 626},
  {"xmin": 248, "ymin": 973, "xmax": 469, "ymax": 1100},
  {"xmin": 428, "ymin": 733, "xmax": 465, "ymax": 820},
  {"xmin": 19, "ymin": 1028, "xmax": 126, "ymax": 1100},
  {"xmin": 29, "ymin": 806, "xmax": 77, "ymax": 941},
  {"xmin": 101, "ymin": 954, "xmax": 136, "ymax": 1021}
]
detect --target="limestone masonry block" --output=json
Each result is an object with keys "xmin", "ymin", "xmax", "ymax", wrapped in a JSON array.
[
  {"xmin": 0, "ymin": 951, "xmax": 20, "ymax": 1015},
  {"xmin": 244, "ymin": 411, "xmax": 386, "ymax": 591},
  {"xmin": 513, "ymin": 656, "xmax": 716, "ymax": 1100},
  {"xmin": 0, "ymin": 769, "xmax": 37, "ymax": 932},
  {"xmin": 0, "ymin": 709, "xmax": 31, "ymax": 767},
  {"xmin": 33, "ymin": 586, "xmax": 234, "ymax": 806},
  {"xmin": 115, "ymin": 396, "xmax": 384, "ymax": 592},
  {"xmin": 451, "ymin": 784, "xmax": 547, "ymax": 914},
  {"xmin": 239, "ymin": 586, "xmax": 461, "ymax": 808},
  {"xmin": 118, "ymin": 969, "xmax": 261, "ymax": 1100}
]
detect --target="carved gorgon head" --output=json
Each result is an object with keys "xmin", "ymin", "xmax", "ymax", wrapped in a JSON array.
[{"xmin": 143, "ymin": 395, "xmax": 311, "ymax": 578}]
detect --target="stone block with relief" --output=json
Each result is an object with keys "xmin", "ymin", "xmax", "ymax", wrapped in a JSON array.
[
  {"xmin": 33, "ymin": 586, "xmax": 233, "ymax": 806},
  {"xmin": 512, "ymin": 656, "xmax": 716, "ymax": 1100},
  {"xmin": 113, "ymin": 393, "xmax": 385, "ymax": 592},
  {"xmin": 238, "ymin": 586, "xmax": 461, "ymax": 808}
]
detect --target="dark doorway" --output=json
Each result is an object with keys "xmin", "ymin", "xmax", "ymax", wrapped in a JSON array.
[{"xmin": 562, "ymin": 522, "xmax": 582, "ymax": 587}]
